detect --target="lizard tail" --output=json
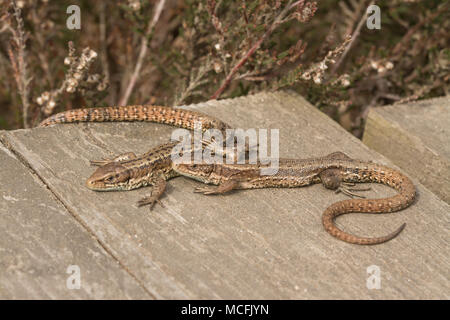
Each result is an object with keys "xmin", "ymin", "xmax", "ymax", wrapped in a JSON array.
[
  {"xmin": 38, "ymin": 105, "xmax": 230, "ymax": 131},
  {"xmin": 322, "ymin": 203, "xmax": 407, "ymax": 245},
  {"xmin": 321, "ymin": 161, "xmax": 416, "ymax": 245}
]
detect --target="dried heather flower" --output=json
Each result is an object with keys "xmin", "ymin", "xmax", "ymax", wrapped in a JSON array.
[
  {"xmin": 127, "ymin": 0, "xmax": 141, "ymax": 11},
  {"xmin": 213, "ymin": 61, "xmax": 222, "ymax": 73},
  {"xmin": 16, "ymin": 0, "xmax": 25, "ymax": 9}
]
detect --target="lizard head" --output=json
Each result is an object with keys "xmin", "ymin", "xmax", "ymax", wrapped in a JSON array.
[{"xmin": 86, "ymin": 162, "xmax": 134, "ymax": 191}]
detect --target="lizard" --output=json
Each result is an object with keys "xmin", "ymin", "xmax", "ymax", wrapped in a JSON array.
[
  {"xmin": 39, "ymin": 105, "xmax": 244, "ymax": 207},
  {"xmin": 39, "ymin": 104, "xmax": 230, "ymax": 131},
  {"xmin": 172, "ymin": 152, "xmax": 416, "ymax": 245},
  {"xmin": 39, "ymin": 106, "xmax": 416, "ymax": 245}
]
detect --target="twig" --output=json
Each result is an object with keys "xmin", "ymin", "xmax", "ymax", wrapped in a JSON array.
[
  {"xmin": 392, "ymin": 1, "xmax": 449, "ymax": 56},
  {"xmin": 174, "ymin": 59, "xmax": 213, "ymax": 106},
  {"xmin": 99, "ymin": 1, "xmax": 110, "ymax": 87},
  {"xmin": 30, "ymin": 4, "xmax": 53, "ymax": 88},
  {"xmin": 8, "ymin": 0, "xmax": 32, "ymax": 128},
  {"xmin": 118, "ymin": 0, "xmax": 166, "ymax": 106},
  {"xmin": 97, "ymin": 2, "xmax": 111, "ymax": 103},
  {"xmin": 331, "ymin": 0, "xmax": 373, "ymax": 74},
  {"xmin": 210, "ymin": 1, "xmax": 295, "ymax": 100}
]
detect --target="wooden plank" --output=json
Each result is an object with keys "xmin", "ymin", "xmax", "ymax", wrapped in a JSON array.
[
  {"xmin": 0, "ymin": 144, "xmax": 151, "ymax": 299},
  {"xmin": 1, "ymin": 91, "xmax": 448, "ymax": 299},
  {"xmin": 363, "ymin": 96, "xmax": 450, "ymax": 204}
]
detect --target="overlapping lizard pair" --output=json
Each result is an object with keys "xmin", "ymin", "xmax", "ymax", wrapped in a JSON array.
[{"xmin": 39, "ymin": 105, "xmax": 416, "ymax": 245}]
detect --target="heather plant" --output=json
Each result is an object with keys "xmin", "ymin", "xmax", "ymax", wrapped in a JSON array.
[{"xmin": 0, "ymin": 0, "xmax": 448, "ymax": 137}]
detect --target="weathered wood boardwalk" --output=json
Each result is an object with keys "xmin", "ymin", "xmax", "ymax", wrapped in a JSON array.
[
  {"xmin": 363, "ymin": 96, "xmax": 450, "ymax": 204},
  {"xmin": 0, "ymin": 91, "xmax": 448, "ymax": 299}
]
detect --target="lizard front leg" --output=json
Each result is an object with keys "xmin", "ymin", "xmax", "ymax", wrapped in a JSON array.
[{"xmin": 137, "ymin": 176, "xmax": 167, "ymax": 210}]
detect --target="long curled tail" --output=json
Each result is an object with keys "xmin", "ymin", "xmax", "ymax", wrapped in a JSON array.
[
  {"xmin": 322, "ymin": 161, "xmax": 416, "ymax": 245},
  {"xmin": 39, "ymin": 105, "xmax": 231, "ymax": 131}
]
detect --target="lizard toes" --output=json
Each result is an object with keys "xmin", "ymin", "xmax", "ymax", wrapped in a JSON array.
[
  {"xmin": 90, "ymin": 159, "xmax": 109, "ymax": 166},
  {"xmin": 194, "ymin": 187, "xmax": 215, "ymax": 195},
  {"xmin": 156, "ymin": 199, "xmax": 165, "ymax": 208}
]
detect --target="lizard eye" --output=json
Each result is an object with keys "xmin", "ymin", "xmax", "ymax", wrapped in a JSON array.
[{"xmin": 105, "ymin": 176, "xmax": 115, "ymax": 183}]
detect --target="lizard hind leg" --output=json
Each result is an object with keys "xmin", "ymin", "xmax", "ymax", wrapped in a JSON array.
[
  {"xmin": 335, "ymin": 182, "xmax": 371, "ymax": 198},
  {"xmin": 194, "ymin": 180, "xmax": 240, "ymax": 195},
  {"xmin": 320, "ymin": 169, "xmax": 371, "ymax": 199},
  {"xmin": 320, "ymin": 151, "xmax": 372, "ymax": 198}
]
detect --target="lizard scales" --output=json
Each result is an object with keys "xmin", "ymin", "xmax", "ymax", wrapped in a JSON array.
[
  {"xmin": 174, "ymin": 155, "xmax": 416, "ymax": 245},
  {"xmin": 39, "ymin": 105, "xmax": 230, "ymax": 131},
  {"xmin": 40, "ymin": 106, "xmax": 417, "ymax": 245},
  {"xmin": 39, "ymin": 104, "xmax": 235, "ymax": 207}
]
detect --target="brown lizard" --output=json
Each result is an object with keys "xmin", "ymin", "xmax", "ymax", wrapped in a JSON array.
[
  {"xmin": 39, "ymin": 105, "xmax": 238, "ymax": 207},
  {"xmin": 40, "ymin": 107, "xmax": 416, "ymax": 245},
  {"xmin": 39, "ymin": 105, "xmax": 230, "ymax": 131},
  {"xmin": 172, "ymin": 152, "xmax": 416, "ymax": 245}
]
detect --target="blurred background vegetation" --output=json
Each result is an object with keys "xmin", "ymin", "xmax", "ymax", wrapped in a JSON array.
[{"xmin": 0, "ymin": 0, "xmax": 448, "ymax": 137}]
